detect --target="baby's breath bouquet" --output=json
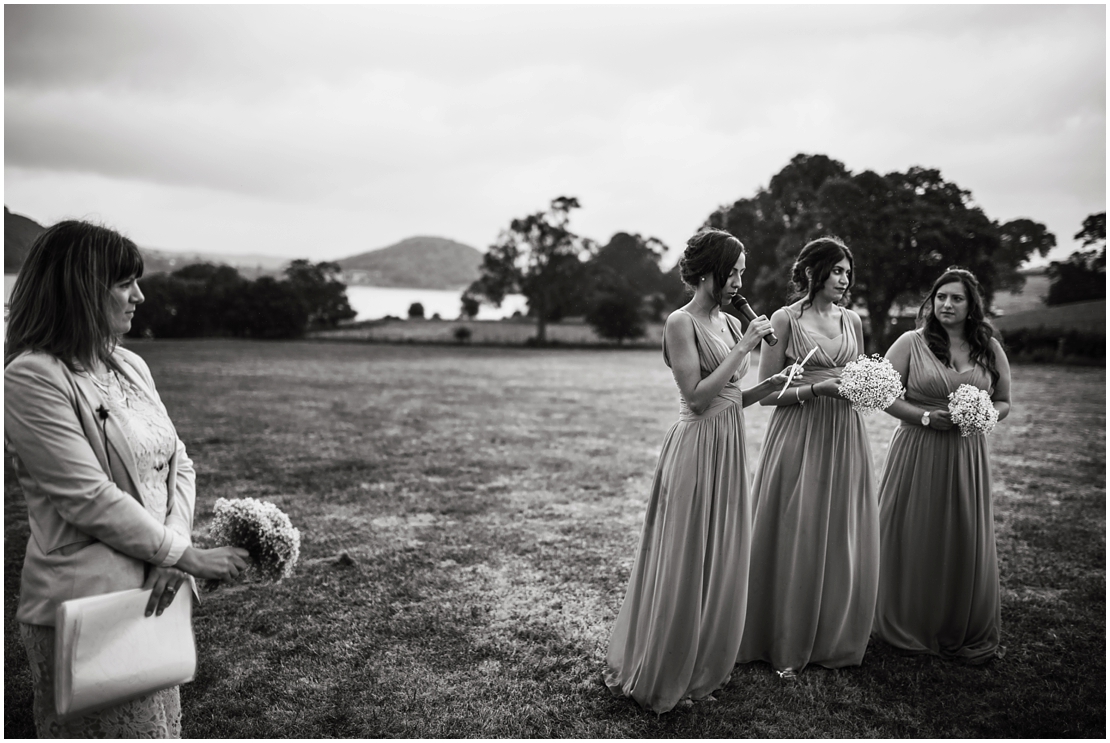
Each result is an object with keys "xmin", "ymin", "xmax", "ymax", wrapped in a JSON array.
[
  {"xmin": 947, "ymin": 383, "xmax": 999, "ymax": 437},
  {"xmin": 210, "ymin": 497, "xmax": 301, "ymax": 581},
  {"xmin": 838, "ymin": 354, "xmax": 905, "ymax": 415}
]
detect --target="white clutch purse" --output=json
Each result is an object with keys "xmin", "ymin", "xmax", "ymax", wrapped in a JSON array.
[{"xmin": 54, "ymin": 587, "xmax": 197, "ymax": 719}]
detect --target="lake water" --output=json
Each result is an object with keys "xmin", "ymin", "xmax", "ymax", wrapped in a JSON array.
[{"xmin": 3, "ymin": 274, "xmax": 527, "ymax": 322}]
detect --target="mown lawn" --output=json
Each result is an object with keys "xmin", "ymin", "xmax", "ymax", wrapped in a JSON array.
[{"xmin": 5, "ymin": 340, "xmax": 1105, "ymax": 738}]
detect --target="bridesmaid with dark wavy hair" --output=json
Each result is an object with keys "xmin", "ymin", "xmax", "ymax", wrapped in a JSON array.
[
  {"xmin": 737, "ymin": 236, "xmax": 879, "ymax": 678},
  {"xmin": 873, "ymin": 266, "xmax": 1011, "ymax": 663}
]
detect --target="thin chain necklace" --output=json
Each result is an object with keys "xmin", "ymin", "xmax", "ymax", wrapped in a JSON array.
[
  {"xmin": 88, "ymin": 368, "xmax": 118, "ymax": 392},
  {"xmin": 690, "ymin": 294, "xmax": 728, "ymax": 334}
]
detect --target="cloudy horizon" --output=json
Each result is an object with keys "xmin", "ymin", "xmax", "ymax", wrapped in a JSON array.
[{"xmin": 5, "ymin": 4, "xmax": 1105, "ymax": 268}]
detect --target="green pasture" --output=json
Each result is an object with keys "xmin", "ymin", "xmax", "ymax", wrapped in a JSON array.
[
  {"xmin": 5, "ymin": 341, "xmax": 1105, "ymax": 737},
  {"xmin": 312, "ymin": 317, "xmax": 665, "ymax": 347}
]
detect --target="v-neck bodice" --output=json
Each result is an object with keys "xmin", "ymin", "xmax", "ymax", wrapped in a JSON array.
[
  {"xmin": 664, "ymin": 310, "xmax": 748, "ymax": 381},
  {"xmin": 784, "ymin": 305, "xmax": 856, "ymax": 369},
  {"xmin": 662, "ymin": 310, "xmax": 750, "ymax": 420},
  {"xmin": 904, "ymin": 330, "xmax": 993, "ymax": 409}
]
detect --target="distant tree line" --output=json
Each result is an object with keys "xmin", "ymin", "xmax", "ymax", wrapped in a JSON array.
[
  {"xmin": 1046, "ymin": 212, "xmax": 1105, "ymax": 306},
  {"xmin": 462, "ymin": 197, "xmax": 685, "ymax": 345},
  {"xmin": 464, "ymin": 154, "xmax": 1082, "ymax": 352},
  {"xmin": 128, "ymin": 259, "xmax": 356, "ymax": 340}
]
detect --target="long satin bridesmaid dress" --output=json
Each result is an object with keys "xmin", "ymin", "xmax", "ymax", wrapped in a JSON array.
[
  {"xmin": 872, "ymin": 330, "xmax": 1001, "ymax": 663},
  {"xmin": 737, "ymin": 305, "xmax": 879, "ymax": 674},
  {"xmin": 605, "ymin": 310, "xmax": 753, "ymax": 714}
]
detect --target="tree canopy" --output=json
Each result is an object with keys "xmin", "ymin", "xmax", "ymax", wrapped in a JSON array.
[
  {"xmin": 464, "ymin": 196, "xmax": 592, "ymax": 344},
  {"xmin": 129, "ymin": 260, "xmax": 356, "ymax": 340},
  {"xmin": 1046, "ymin": 211, "xmax": 1105, "ymax": 306},
  {"xmin": 581, "ymin": 232, "xmax": 682, "ymax": 343},
  {"xmin": 705, "ymin": 153, "xmax": 1056, "ymax": 351}
]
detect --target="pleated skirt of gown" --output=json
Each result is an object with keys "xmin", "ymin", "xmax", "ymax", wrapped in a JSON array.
[
  {"xmin": 873, "ymin": 424, "xmax": 1000, "ymax": 662},
  {"xmin": 605, "ymin": 389, "xmax": 751, "ymax": 714},
  {"xmin": 737, "ymin": 394, "xmax": 879, "ymax": 672}
]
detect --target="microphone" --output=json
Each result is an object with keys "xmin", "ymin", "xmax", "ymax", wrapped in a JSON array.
[
  {"xmin": 732, "ymin": 294, "xmax": 778, "ymax": 346},
  {"xmin": 97, "ymin": 405, "xmax": 109, "ymax": 421}
]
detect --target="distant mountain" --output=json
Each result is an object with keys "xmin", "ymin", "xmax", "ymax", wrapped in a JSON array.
[
  {"xmin": 5, "ymin": 207, "xmax": 46, "ymax": 273},
  {"xmin": 3, "ymin": 207, "xmax": 288, "ymax": 279},
  {"xmin": 336, "ymin": 236, "xmax": 482, "ymax": 290},
  {"xmin": 5, "ymin": 209, "xmax": 483, "ymax": 290}
]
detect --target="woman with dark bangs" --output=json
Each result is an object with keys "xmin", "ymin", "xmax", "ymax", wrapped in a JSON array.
[
  {"xmin": 737, "ymin": 236, "xmax": 879, "ymax": 678},
  {"xmin": 872, "ymin": 267, "xmax": 1011, "ymax": 663},
  {"xmin": 5, "ymin": 220, "xmax": 249, "ymax": 737}
]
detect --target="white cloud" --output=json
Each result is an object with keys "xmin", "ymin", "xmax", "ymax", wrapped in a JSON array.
[{"xmin": 4, "ymin": 4, "xmax": 1104, "ymax": 266}]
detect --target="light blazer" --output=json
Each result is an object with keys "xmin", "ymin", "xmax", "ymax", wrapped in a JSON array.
[{"xmin": 5, "ymin": 346, "xmax": 195, "ymax": 626}]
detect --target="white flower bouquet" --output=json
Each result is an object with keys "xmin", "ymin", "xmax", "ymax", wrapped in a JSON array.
[
  {"xmin": 210, "ymin": 497, "xmax": 301, "ymax": 581},
  {"xmin": 838, "ymin": 354, "xmax": 905, "ymax": 415},
  {"xmin": 947, "ymin": 383, "xmax": 999, "ymax": 437}
]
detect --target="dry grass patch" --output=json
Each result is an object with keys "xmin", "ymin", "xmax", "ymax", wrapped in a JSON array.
[{"xmin": 5, "ymin": 340, "xmax": 1104, "ymax": 737}]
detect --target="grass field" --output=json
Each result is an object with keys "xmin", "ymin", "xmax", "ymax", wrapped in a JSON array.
[
  {"xmin": 312, "ymin": 317, "xmax": 666, "ymax": 347},
  {"xmin": 5, "ymin": 341, "xmax": 1105, "ymax": 738},
  {"xmin": 992, "ymin": 299, "xmax": 1106, "ymax": 335}
]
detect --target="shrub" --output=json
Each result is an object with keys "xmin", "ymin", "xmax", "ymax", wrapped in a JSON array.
[{"xmin": 999, "ymin": 327, "xmax": 1105, "ymax": 364}]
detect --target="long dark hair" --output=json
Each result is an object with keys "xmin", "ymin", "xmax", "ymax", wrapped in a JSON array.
[
  {"xmin": 679, "ymin": 229, "xmax": 745, "ymax": 304},
  {"xmin": 5, "ymin": 220, "xmax": 144, "ymax": 372},
  {"xmin": 916, "ymin": 266, "xmax": 999, "ymax": 387},
  {"xmin": 789, "ymin": 236, "xmax": 854, "ymax": 312}
]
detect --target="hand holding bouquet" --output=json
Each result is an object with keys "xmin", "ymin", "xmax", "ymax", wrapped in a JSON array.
[
  {"xmin": 209, "ymin": 497, "xmax": 301, "ymax": 582},
  {"xmin": 947, "ymin": 384, "xmax": 999, "ymax": 437},
  {"xmin": 838, "ymin": 354, "xmax": 905, "ymax": 415}
]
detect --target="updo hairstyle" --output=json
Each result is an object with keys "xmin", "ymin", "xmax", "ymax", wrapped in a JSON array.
[
  {"xmin": 790, "ymin": 236, "xmax": 854, "ymax": 310},
  {"xmin": 678, "ymin": 229, "xmax": 745, "ymax": 301}
]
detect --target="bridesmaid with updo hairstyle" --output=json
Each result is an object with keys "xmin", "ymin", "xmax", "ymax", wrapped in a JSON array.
[
  {"xmin": 605, "ymin": 229, "xmax": 788, "ymax": 713},
  {"xmin": 873, "ymin": 267, "xmax": 1011, "ymax": 663},
  {"xmin": 737, "ymin": 236, "xmax": 880, "ymax": 678}
]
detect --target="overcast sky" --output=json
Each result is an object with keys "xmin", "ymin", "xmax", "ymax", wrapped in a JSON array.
[{"xmin": 5, "ymin": 4, "xmax": 1105, "ymax": 268}]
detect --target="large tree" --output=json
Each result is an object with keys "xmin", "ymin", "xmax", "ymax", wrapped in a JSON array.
[
  {"xmin": 580, "ymin": 232, "xmax": 671, "ymax": 344},
  {"xmin": 705, "ymin": 154, "xmax": 851, "ymax": 312},
  {"xmin": 464, "ymin": 196, "xmax": 591, "ymax": 344},
  {"xmin": 586, "ymin": 232, "xmax": 681, "ymax": 322},
  {"xmin": 283, "ymin": 259, "xmax": 357, "ymax": 329},
  {"xmin": 704, "ymin": 154, "xmax": 1056, "ymax": 351}
]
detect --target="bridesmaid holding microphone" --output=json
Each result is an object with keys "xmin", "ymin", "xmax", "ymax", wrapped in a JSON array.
[{"xmin": 605, "ymin": 229, "xmax": 790, "ymax": 713}]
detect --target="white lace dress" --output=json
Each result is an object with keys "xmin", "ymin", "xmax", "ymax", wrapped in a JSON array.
[{"xmin": 19, "ymin": 364, "xmax": 183, "ymax": 738}]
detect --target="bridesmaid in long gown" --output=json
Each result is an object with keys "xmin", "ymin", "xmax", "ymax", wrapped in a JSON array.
[
  {"xmin": 873, "ymin": 267, "xmax": 1011, "ymax": 663},
  {"xmin": 737, "ymin": 236, "xmax": 879, "ymax": 677},
  {"xmin": 605, "ymin": 229, "xmax": 790, "ymax": 714}
]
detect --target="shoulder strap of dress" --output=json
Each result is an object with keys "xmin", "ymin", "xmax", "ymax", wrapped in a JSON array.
[
  {"xmin": 663, "ymin": 310, "xmax": 702, "ymax": 368},
  {"xmin": 908, "ymin": 329, "xmax": 937, "ymax": 366},
  {"xmin": 723, "ymin": 312, "xmax": 743, "ymax": 344}
]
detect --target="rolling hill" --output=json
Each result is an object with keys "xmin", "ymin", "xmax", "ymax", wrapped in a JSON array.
[
  {"xmin": 4, "ymin": 209, "xmax": 482, "ymax": 290},
  {"xmin": 3, "ymin": 209, "xmax": 289, "ymax": 279},
  {"xmin": 336, "ymin": 236, "xmax": 483, "ymax": 290},
  {"xmin": 4, "ymin": 207, "xmax": 45, "ymax": 273}
]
